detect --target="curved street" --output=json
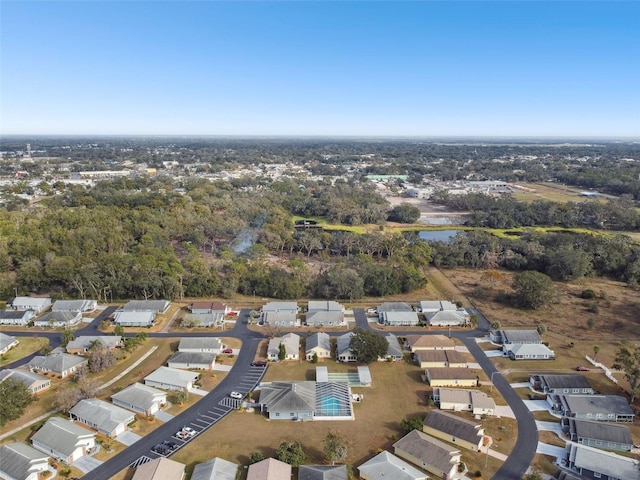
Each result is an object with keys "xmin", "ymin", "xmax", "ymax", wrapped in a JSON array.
[{"xmin": 2, "ymin": 305, "xmax": 537, "ymax": 479}]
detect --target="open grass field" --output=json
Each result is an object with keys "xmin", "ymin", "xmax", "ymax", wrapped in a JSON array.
[
  {"xmin": 0, "ymin": 336, "xmax": 49, "ymax": 367},
  {"xmin": 512, "ymin": 182, "xmax": 609, "ymax": 204},
  {"xmin": 157, "ymin": 358, "xmax": 514, "ymax": 480}
]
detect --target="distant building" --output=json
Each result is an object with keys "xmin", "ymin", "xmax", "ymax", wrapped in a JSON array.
[{"xmin": 11, "ymin": 297, "xmax": 51, "ymax": 313}]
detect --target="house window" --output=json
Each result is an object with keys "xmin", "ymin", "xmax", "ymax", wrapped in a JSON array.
[
  {"xmin": 593, "ymin": 473, "xmax": 601, "ymax": 478},
  {"xmin": 595, "ymin": 440, "xmax": 602, "ymax": 445},
  {"xmin": 275, "ymin": 413, "xmax": 279, "ymax": 417}
]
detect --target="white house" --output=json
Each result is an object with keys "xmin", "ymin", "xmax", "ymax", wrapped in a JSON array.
[
  {"xmin": 267, "ymin": 333, "xmax": 300, "ymax": 361},
  {"xmin": 0, "ymin": 443, "xmax": 50, "ymax": 480},
  {"xmin": 12, "ymin": 297, "xmax": 51, "ymax": 313},
  {"xmin": 0, "ymin": 332, "xmax": 19, "ymax": 355},
  {"xmin": 178, "ymin": 337, "xmax": 222, "ymax": 354},
  {"xmin": 114, "ymin": 310, "xmax": 156, "ymax": 327},
  {"xmin": 122, "ymin": 300, "xmax": 170, "ymax": 314},
  {"xmin": 31, "ymin": 417, "xmax": 96, "ymax": 464},
  {"xmin": 52, "ymin": 300, "xmax": 97, "ymax": 312},
  {"xmin": 33, "ymin": 311, "xmax": 82, "ymax": 328},
  {"xmin": 69, "ymin": 398, "xmax": 135, "ymax": 438},
  {"xmin": 111, "ymin": 383, "xmax": 167, "ymax": 416},
  {"xmin": 0, "ymin": 310, "xmax": 35, "ymax": 326},
  {"xmin": 28, "ymin": 353, "xmax": 87, "ymax": 378},
  {"xmin": 144, "ymin": 366, "xmax": 199, "ymax": 391}
]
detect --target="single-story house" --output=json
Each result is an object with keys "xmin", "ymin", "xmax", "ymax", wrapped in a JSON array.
[
  {"xmin": 122, "ymin": 300, "xmax": 170, "ymax": 314},
  {"xmin": 167, "ymin": 351, "xmax": 216, "ymax": 370},
  {"xmin": 111, "ymin": 383, "xmax": 167, "ymax": 416},
  {"xmin": 379, "ymin": 333, "xmax": 403, "ymax": 361},
  {"xmin": 298, "ymin": 465, "xmax": 348, "ymax": 480},
  {"xmin": 181, "ymin": 312, "xmax": 223, "ymax": 328},
  {"xmin": 425, "ymin": 368, "xmax": 478, "ymax": 387},
  {"xmin": 490, "ymin": 329, "xmax": 542, "ymax": 351},
  {"xmin": 0, "ymin": 368, "xmax": 51, "ymax": 394},
  {"xmin": 336, "ymin": 332, "xmax": 356, "ymax": 362},
  {"xmin": 433, "ymin": 388, "xmax": 496, "ymax": 416},
  {"xmin": 144, "ymin": 366, "xmax": 200, "ymax": 391},
  {"xmin": 69, "ymin": 398, "xmax": 135, "ymax": 438},
  {"xmin": 114, "ymin": 310, "xmax": 156, "ymax": 327},
  {"xmin": 31, "ymin": 417, "xmax": 96, "ymax": 464},
  {"xmin": 551, "ymin": 394, "xmax": 634, "ymax": 422},
  {"xmin": 306, "ymin": 300, "xmax": 345, "ymax": 326},
  {"xmin": 0, "ymin": 332, "xmax": 19, "ymax": 355},
  {"xmin": 52, "ymin": 299, "xmax": 97, "ymax": 312},
  {"xmin": 378, "ymin": 302, "xmax": 414, "ymax": 312},
  {"xmin": 562, "ymin": 417, "xmax": 633, "ymax": 452},
  {"xmin": 246, "ymin": 458, "xmax": 291, "ymax": 480},
  {"xmin": 259, "ymin": 381, "xmax": 353, "ymax": 421},
  {"xmin": 393, "ymin": 430, "xmax": 462, "ymax": 480},
  {"xmin": 419, "ymin": 300, "xmax": 458, "ymax": 313},
  {"xmin": 414, "ymin": 349, "xmax": 468, "ymax": 368},
  {"xmin": 564, "ymin": 443, "xmax": 640, "ymax": 480},
  {"xmin": 66, "ymin": 335, "xmax": 122, "ymax": 354},
  {"xmin": 306, "ymin": 332, "xmax": 332, "ymax": 361},
  {"xmin": 189, "ymin": 301, "xmax": 229, "ymax": 315},
  {"xmin": 267, "ymin": 333, "xmax": 300, "ymax": 361},
  {"xmin": 11, "ymin": 297, "xmax": 51, "ymax": 313},
  {"xmin": 132, "ymin": 457, "xmax": 185, "ymax": 480},
  {"xmin": 261, "ymin": 301, "xmax": 299, "ymax": 326},
  {"xmin": 33, "ymin": 311, "xmax": 82, "ymax": 328},
  {"xmin": 191, "ymin": 457, "xmax": 239, "ymax": 480},
  {"xmin": 378, "ymin": 302, "xmax": 419, "ymax": 327},
  {"xmin": 0, "ymin": 309, "xmax": 35, "ymax": 326},
  {"xmin": 0, "ymin": 442, "xmax": 50, "ymax": 480},
  {"xmin": 426, "ymin": 310, "xmax": 468, "ymax": 327},
  {"xmin": 404, "ymin": 335, "xmax": 456, "ymax": 352},
  {"xmin": 507, "ymin": 343, "xmax": 555, "ymax": 360},
  {"xmin": 178, "ymin": 337, "xmax": 222, "ymax": 354},
  {"xmin": 423, "ymin": 410, "xmax": 485, "ymax": 451},
  {"xmin": 359, "ymin": 450, "xmax": 428, "ymax": 480},
  {"xmin": 530, "ymin": 374, "xmax": 593, "ymax": 395},
  {"xmin": 28, "ymin": 353, "xmax": 87, "ymax": 378}
]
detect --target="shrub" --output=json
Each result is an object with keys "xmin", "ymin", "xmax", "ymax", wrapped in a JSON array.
[
  {"xmin": 474, "ymin": 471, "xmax": 483, "ymax": 478},
  {"xmin": 581, "ymin": 289, "xmax": 596, "ymax": 299},
  {"xmin": 587, "ymin": 303, "xmax": 599, "ymax": 314}
]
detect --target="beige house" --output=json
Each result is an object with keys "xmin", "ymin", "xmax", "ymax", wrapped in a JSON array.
[
  {"xmin": 425, "ymin": 368, "xmax": 478, "ymax": 387},
  {"xmin": 414, "ymin": 349, "xmax": 468, "ymax": 368},
  {"xmin": 0, "ymin": 368, "xmax": 51, "ymax": 394},
  {"xmin": 246, "ymin": 458, "xmax": 291, "ymax": 480},
  {"xmin": 404, "ymin": 335, "xmax": 455, "ymax": 352},
  {"xmin": 132, "ymin": 457, "xmax": 185, "ymax": 480},
  {"xmin": 433, "ymin": 388, "xmax": 496, "ymax": 416},
  {"xmin": 423, "ymin": 410, "xmax": 485, "ymax": 451}
]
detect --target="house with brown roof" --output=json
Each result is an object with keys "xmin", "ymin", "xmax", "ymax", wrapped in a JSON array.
[
  {"xmin": 423, "ymin": 410, "xmax": 485, "ymax": 451},
  {"xmin": 393, "ymin": 430, "xmax": 461, "ymax": 480},
  {"xmin": 132, "ymin": 457, "xmax": 185, "ymax": 480},
  {"xmin": 425, "ymin": 368, "xmax": 478, "ymax": 387},
  {"xmin": 246, "ymin": 457, "xmax": 291, "ymax": 480},
  {"xmin": 414, "ymin": 349, "xmax": 468, "ymax": 368},
  {"xmin": 433, "ymin": 388, "xmax": 496, "ymax": 416},
  {"xmin": 404, "ymin": 335, "xmax": 455, "ymax": 352}
]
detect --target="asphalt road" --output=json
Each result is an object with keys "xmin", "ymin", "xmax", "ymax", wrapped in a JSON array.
[{"xmin": 2, "ymin": 305, "xmax": 538, "ymax": 479}]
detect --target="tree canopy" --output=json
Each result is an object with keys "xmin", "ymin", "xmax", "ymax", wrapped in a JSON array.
[
  {"xmin": 275, "ymin": 441, "xmax": 306, "ymax": 467},
  {"xmin": 323, "ymin": 430, "xmax": 349, "ymax": 465},
  {"xmin": 0, "ymin": 378, "xmax": 33, "ymax": 427},
  {"xmin": 512, "ymin": 270, "xmax": 556, "ymax": 310},
  {"xmin": 613, "ymin": 343, "xmax": 640, "ymax": 404},
  {"xmin": 349, "ymin": 328, "xmax": 388, "ymax": 363}
]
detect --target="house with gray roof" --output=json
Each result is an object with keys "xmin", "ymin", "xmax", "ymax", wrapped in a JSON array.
[
  {"xmin": 31, "ymin": 417, "xmax": 95, "ymax": 464},
  {"xmin": 0, "ymin": 309, "xmax": 34, "ymax": 326},
  {"xmin": 530, "ymin": 374, "xmax": 593, "ymax": 395},
  {"xmin": 66, "ymin": 335, "xmax": 122, "ymax": 354},
  {"xmin": 111, "ymin": 382, "xmax": 167, "ymax": 416},
  {"xmin": 378, "ymin": 302, "xmax": 420, "ymax": 326},
  {"xmin": 378, "ymin": 302, "xmax": 413, "ymax": 312},
  {"xmin": 508, "ymin": 343, "xmax": 555, "ymax": 360},
  {"xmin": 336, "ymin": 332, "xmax": 356, "ymax": 362},
  {"xmin": 168, "ymin": 351, "xmax": 216, "ymax": 370},
  {"xmin": 144, "ymin": 366, "xmax": 199, "ymax": 391},
  {"xmin": 178, "ymin": 337, "xmax": 222, "ymax": 353},
  {"xmin": 261, "ymin": 301, "xmax": 299, "ymax": 327},
  {"xmin": 426, "ymin": 309, "xmax": 468, "ymax": 327},
  {"xmin": 191, "ymin": 457, "xmax": 239, "ymax": 480},
  {"xmin": 490, "ymin": 329, "xmax": 542, "ymax": 351},
  {"xmin": 181, "ymin": 312, "xmax": 223, "ymax": 328},
  {"xmin": 52, "ymin": 300, "xmax": 97, "ymax": 312},
  {"xmin": 0, "ymin": 332, "xmax": 19, "ymax": 355},
  {"xmin": 379, "ymin": 333, "xmax": 403, "ymax": 361},
  {"xmin": 267, "ymin": 333, "xmax": 300, "ymax": 361},
  {"xmin": 28, "ymin": 353, "xmax": 87, "ymax": 378},
  {"xmin": 0, "ymin": 368, "xmax": 51, "ymax": 394},
  {"xmin": 414, "ymin": 349, "xmax": 468, "ymax": 368},
  {"xmin": 551, "ymin": 394, "xmax": 634, "ymax": 422},
  {"xmin": 246, "ymin": 457, "xmax": 291, "ymax": 480},
  {"xmin": 69, "ymin": 398, "xmax": 135, "ymax": 437},
  {"xmin": 114, "ymin": 310, "xmax": 156, "ymax": 327},
  {"xmin": 298, "ymin": 464, "xmax": 348, "ymax": 480},
  {"xmin": 33, "ymin": 311, "xmax": 82, "ymax": 328},
  {"xmin": 11, "ymin": 297, "xmax": 51, "ymax": 313},
  {"xmin": 358, "ymin": 450, "xmax": 428, "ymax": 480},
  {"xmin": 562, "ymin": 417, "xmax": 633, "ymax": 452},
  {"xmin": 433, "ymin": 388, "xmax": 496, "ymax": 416},
  {"xmin": 122, "ymin": 300, "xmax": 170, "ymax": 313},
  {"xmin": 306, "ymin": 332, "xmax": 331, "ymax": 361},
  {"xmin": 564, "ymin": 443, "xmax": 640, "ymax": 480},
  {"xmin": 306, "ymin": 301, "xmax": 345, "ymax": 326},
  {"xmin": 393, "ymin": 430, "xmax": 461, "ymax": 480},
  {"xmin": 259, "ymin": 381, "xmax": 316, "ymax": 420},
  {"xmin": 0, "ymin": 442, "xmax": 50, "ymax": 480},
  {"xmin": 423, "ymin": 410, "xmax": 485, "ymax": 451}
]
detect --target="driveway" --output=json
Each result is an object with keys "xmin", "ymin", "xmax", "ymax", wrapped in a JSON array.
[
  {"xmin": 536, "ymin": 442, "xmax": 566, "ymax": 459},
  {"xmin": 523, "ymin": 400, "xmax": 550, "ymax": 411},
  {"xmin": 494, "ymin": 405, "xmax": 515, "ymax": 418},
  {"xmin": 484, "ymin": 349, "xmax": 504, "ymax": 357},
  {"xmin": 187, "ymin": 387, "xmax": 209, "ymax": 396},
  {"xmin": 535, "ymin": 421, "xmax": 563, "ymax": 436},
  {"xmin": 510, "ymin": 382, "xmax": 531, "ymax": 388},
  {"xmin": 213, "ymin": 364, "xmax": 232, "ymax": 372},
  {"xmin": 115, "ymin": 430, "xmax": 142, "ymax": 446},
  {"xmin": 73, "ymin": 455, "xmax": 103, "ymax": 473},
  {"xmin": 155, "ymin": 410, "xmax": 175, "ymax": 422}
]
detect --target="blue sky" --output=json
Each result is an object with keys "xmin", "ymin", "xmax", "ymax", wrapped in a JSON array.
[{"xmin": 1, "ymin": 1, "xmax": 638, "ymax": 137}]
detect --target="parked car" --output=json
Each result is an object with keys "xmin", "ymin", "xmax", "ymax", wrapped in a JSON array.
[
  {"xmin": 175, "ymin": 431, "xmax": 189, "ymax": 440},
  {"xmin": 182, "ymin": 426, "xmax": 197, "ymax": 436},
  {"xmin": 227, "ymin": 311, "xmax": 238, "ymax": 316},
  {"xmin": 367, "ymin": 308, "xmax": 377, "ymax": 314},
  {"xmin": 230, "ymin": 391, "xmax": 243, "ymax": 399},
  {"xmin": 152, "ymin": 444, "xmax": 171, "ymax": 455},
  {"xmin": 163, "ymin": 440, "xmax": 179, "ymax": 451},
  {"xmin": 576, "ymin": 366, "xmax": 590, "ymax": 371},
  {"xmin": 251, "ymin": 360, "xmax": 267, "ymax": 367},
  {"xmin": 222, "ymin": 348, "xmax": 234, "ymax": 354}
]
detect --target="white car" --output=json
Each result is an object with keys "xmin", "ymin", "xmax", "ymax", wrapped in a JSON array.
[
  {"xmin": 230, "ymin": 391, "xmax": 243, "ymax": 399},
  {"xmin": 182, "ymin": 426, "xmax": 196, "ymax": 436},
  {"xmin": 367, "ymin": 308, "xmax": 377, "ymax": 314}
]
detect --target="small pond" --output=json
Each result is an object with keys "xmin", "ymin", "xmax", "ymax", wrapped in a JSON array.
[{"xmin": 418, "ymin": 230, "xmax": 461, "ymax": 243}]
